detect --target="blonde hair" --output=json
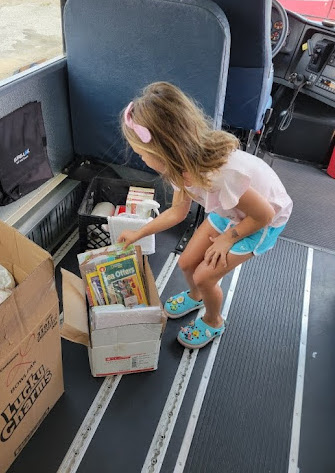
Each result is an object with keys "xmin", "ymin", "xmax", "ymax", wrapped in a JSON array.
[{"xmin": 121, "ymin": 82, "xmax": 239, "ymax": 192}]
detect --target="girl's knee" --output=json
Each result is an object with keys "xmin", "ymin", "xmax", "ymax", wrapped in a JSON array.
[
  {"xmin": 193, "ymin": 268, "xmax": 212, "ymax": 290},
  {"xmin": 178, "ymin": 253, "xmax": 197, "ymax": 273},
  {"xmin": 193, "ymin": 265, "xmax": 228, "ymax": 290}
]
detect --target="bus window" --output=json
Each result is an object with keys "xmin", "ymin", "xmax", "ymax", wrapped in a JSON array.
[
  {"xmin": 279, "ymin": 0, "xmax": 335, "ymax": 22},
  {"xmin": 0, "ymin": 0, "xmax": 64, "ymax": 82}
]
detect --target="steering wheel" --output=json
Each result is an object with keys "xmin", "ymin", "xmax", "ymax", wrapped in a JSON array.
[{"xmin": 271, "ymin": 0, "xmax": 289, "ymax": 57}]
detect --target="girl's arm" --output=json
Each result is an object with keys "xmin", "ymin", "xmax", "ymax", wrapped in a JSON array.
[
  {"xmin": 118, "ymin": 190, "xmax": 192, "ymax": 248},
  {"xmin": 205, "ymin": 187, "xmax": 275, "ymax": 268}
]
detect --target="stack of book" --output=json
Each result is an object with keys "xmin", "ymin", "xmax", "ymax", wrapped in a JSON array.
[
  {"xmin": 126, "ymin": 186, "xmax": 155, "ymax": 217},
  {"xmin": 77, "ymin": 243, "xmax": 148, "ymax": 308}
]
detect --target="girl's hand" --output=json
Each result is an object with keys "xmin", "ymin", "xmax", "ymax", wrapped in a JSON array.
[
  {"xmin": 117, "ymin": 229, "xmax": 141, "ymax": 249},
  {"xmin": 204, "ymin": 235, "xmax": 232, "ymax": 269}
]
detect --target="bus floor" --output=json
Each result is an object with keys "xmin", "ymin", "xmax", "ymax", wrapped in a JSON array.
[{"xmin": 7, "ymin": 157, "xmax": 335, "ymax": 473}]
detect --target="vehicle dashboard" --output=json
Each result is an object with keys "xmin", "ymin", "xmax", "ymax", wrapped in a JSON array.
[{"xmin": 273, "ymin": 10, "xmax": 335, "ymax": 108}]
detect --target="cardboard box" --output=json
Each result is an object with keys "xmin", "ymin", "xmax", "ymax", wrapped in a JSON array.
[
  {"xmin": 61, "ymin": 249, "xmax": 166, "ymax": 377},
  {"xmin": 0, "ymin": 221, "xmax": 63, "ymax": 473}
]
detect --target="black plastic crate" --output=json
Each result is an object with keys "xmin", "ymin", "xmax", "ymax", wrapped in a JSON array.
[{"xmin": 78, "ymin": 177, "xmax": 155, "ymax": 251}]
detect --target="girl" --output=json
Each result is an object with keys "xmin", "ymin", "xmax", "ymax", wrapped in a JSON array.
[{"xmin": 118, "ymin": 82, "xmax": 293, "ymax": 349}]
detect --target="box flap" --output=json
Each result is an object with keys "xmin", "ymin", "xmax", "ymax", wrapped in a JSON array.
[
  {"xmin": 135, "ymin": 245, "xmax": 144, "ymax": 274},
  {"xmin": 0, "ymin": 258, "xmax": 57, "ymax": 361},
  {"xmin": 0, "ymin": 221, "xmax": 51, "ymax": 283},
  {"xmin": 61, "ymin": 269, "xmax": 90, "ymax": 347}
]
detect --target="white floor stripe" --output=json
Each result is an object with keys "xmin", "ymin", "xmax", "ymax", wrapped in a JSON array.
[
  {"xmin": 142, "ymin": 267, "xmax": 240, "ymax": 473},
  {"xmin": 57, "ymin": 251, "xmax": 179, "ymax": 473},
  {"xmin": 155, "ymin": 252, "xmax": 180, "ymax": 295},
  {"xmin": 288, "ymin": 247, "xmax": 314, "ymax": 473},
  {"xmin": 173, "ymin": 264, "xmax": 242, "ymax": 473},
  {"xmin": 54, "ymin": 229, "xmax": 79, "ymax": 325},
  {"xmin": 57, "ymin": 376, "xmax": 122, "ymax": 473},
  {"xmin": 141, "ymin": 309, "xmax": 204, "ymax": 473},
  {"xmin": 53, "ymin": 229, "xmax": 79, "ymax": 267}
]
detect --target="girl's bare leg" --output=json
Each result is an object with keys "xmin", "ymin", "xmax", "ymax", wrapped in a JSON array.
[
  {"xmin": 178, "ymin": 219, "xmax": 253, "ymax": 324},
  {"xmin": 193, "ymin": 252, "xmax": 253, "ymax": 327},
  {"xmin": 177, "ymin": 219, "xmax": 220, "ymax": 301}
]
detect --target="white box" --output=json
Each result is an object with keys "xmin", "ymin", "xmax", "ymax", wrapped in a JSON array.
[
  {"xmin": 91, "ymin": 305, "xmax": 163, "ymax": 330},
  {"xmin": 61, "ymin": 249, "xmax": 166, "ymax": 377},
  {"xmin": 88, "ymin": 340, "xmax": 161, "ymax": 376}
]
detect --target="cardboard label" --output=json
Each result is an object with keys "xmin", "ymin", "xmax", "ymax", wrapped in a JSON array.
[
  {"xmin": 0, "ymin": 306, "xmax": 63, "ymax": 473},
  {"xmin": 88, "ymin": 340, "xmax": 161, "ymax": 376},
  {"xmin": 1, "ymin": 364, "xmax": 52, "ymax": 442}
]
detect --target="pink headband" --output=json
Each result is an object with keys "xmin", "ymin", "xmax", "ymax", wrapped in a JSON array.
[{"xmin": 124, "ymin": 101, "xmax": 152, "ymax": 143}]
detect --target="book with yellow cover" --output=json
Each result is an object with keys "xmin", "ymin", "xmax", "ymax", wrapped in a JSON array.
[
  {"xmin": 96, "ymin": 255, "xmax": 148, "ymax": 307},
  {"xmin": 86, "ymin": 271, "xmax": 107, "ymax": 306}
]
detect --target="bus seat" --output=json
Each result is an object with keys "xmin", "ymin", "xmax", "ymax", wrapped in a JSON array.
[
  {"xmin": 214, "ymin": 0, "xmax": 273, "ymax": 131},
  {"xmin": 63, "ymin": 0, "xmax": 231, "ymax": 170}
]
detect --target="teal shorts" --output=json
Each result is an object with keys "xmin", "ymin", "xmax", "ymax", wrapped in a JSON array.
[{"xmin": 208, "ymin": 212, "xmax": 285, "ymax": 256}]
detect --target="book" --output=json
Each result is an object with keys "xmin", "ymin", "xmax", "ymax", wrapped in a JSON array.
[
  {"xmin": 77, "ymin": 242, "xmax": 135, "ymax": 267},
  {"xmin": 86, "ymin": 271, "xmax": 107, "ymax": 306},
  {"xmin": 96, "ymin": 255, "xmax": 148, "ymax": 307},
  {"xmin": 126, "ymin": 186, "xmax": 155, "ymax": 216}
]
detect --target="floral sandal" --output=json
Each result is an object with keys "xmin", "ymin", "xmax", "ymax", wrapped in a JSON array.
[
  {"xmin": 177, "ymin": 317, "xmax": 225, "ymax": 349},
  {"xmin": 164, "ymin": 290, "xmax": 204, "ymax": 319}
]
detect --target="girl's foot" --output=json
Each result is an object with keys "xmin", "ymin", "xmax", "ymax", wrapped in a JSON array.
[
  {"xmin": 202, "ymin": 315, "xmax": 224, "ymax": 329},
  {"xmin": 177, "ymin": 317, "xmax": 225, "ymax": 349},
  {"xmin": 164, "ymin": 290, "xmax": 204, "ymax": 319}
]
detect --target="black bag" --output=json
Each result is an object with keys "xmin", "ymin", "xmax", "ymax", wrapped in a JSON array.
[{"xmin": 0, "ymin": 102, "xmax": 53, "ymax": 206}]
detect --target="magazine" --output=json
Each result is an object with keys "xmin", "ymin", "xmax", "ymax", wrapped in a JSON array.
[{"xmin": 96, "ymin": 255, "xmax": 148, "ymax": 307}]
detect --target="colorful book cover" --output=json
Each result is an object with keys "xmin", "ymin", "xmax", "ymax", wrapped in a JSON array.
[
  {"xmin": 96, "ymin": 255, "xmax": 148, "ymax": 307},
  {"xmin": 78, "ymin": 244, "xmax": 137, "ymax": 305},
  {"xmin": 86, "ymin": 271, "xmax": 107, "ymax": 306},
  {"xmin": 77, "ymin": 242, "xmax": 135, "ymax": 266}
]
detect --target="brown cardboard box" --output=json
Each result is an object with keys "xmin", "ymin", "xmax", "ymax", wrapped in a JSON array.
[
  {"xmin": 61, "ymin": 248, "xmax": 166, "ymax": 377},
  {"xmin": 0, "ymin": 221, "xmax": 63, "ymax": 473}
]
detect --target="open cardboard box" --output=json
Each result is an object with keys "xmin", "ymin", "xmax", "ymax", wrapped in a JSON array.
[
  {"xmin": 61, "ymin": 247, "xmax": 166, "ymax": 376},
  {"xmin": 0, "ymin": 221, "xmax": 63, "ymax": 473}
]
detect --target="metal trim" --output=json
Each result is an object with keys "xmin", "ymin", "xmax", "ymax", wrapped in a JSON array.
[{"xmin": 288, "ymin": 247, "xmax": 314, "ymax": 473}]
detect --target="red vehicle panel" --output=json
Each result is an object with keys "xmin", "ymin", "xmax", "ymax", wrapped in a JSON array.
[{"xmin": 279, "ymin": 0, "xmax": 335, "ymax": 21}]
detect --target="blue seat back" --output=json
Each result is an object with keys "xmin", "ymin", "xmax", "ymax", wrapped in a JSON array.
[
  {"xmin": 64, "ymin": 0, "xmax": 231, "ymax": 170},
  {"xmin": 214, "ymin": 0, "xmax": 273, "ymax": 131}
]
